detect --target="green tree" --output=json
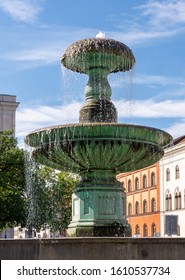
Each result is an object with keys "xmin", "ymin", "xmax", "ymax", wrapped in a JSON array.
[
  {"xmin": 25, "ymin": 162, "xmax": 78, "ymax": 235},
  {"xmin": 0, "ymin": 131, "xmax": 26, "ymax": 230},
  {"xmin": 47, "ymin": 171, "xmax": 77, "ymax": 235}
]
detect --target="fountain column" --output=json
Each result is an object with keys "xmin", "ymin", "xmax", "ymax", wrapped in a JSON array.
[{"xmin": 79, "ymin": 68, "xmax": 117, "ymax": 123}]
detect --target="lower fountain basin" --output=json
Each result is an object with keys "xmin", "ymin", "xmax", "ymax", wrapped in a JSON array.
[{"xmin": 25, "ymin": 123, "xmax": 172, "ymax": 173}]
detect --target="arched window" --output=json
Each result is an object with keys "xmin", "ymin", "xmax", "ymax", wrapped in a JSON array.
[
  {"xmin": 143, "ymin": 224, "xmax": 148, "ymax": 237},
  {"xmin": 151, "ymin": 223, "xmax": 156, "ymax": 237},
  {"xmin": 135, "ymin": 224, "xmax": 140, "ymax": 235},
  {"xmin": 165, "ymin": 194, "xmax": 169, "ymax": 211},
  {"xmin": 151, "ymin": 198, "xmax": 156, "ymax": 212},
  {"xmin": 165, "ymin": 193, "xmax": 170, "ymax": 211},
  {"xmin": 175, "ymin": 189, "xmax": 181, "ymax": 209},
  {"xmin": 128, "ymin": 179, "xmax": 132, "ymax": 192},
  {"xmin": 135, "ymin": 177, "xmax": 139, "ymax": 191},
  {"xmin": 143, "ymin": 175, "xmax": 147, "ymax": 188},
  {"xmin": 128, "ymin": 203, "xmax": 132, "ymax": 216},
  {"xmin": 151, "ymin": 172, "xmax": 156, "ymax": 186},
  {"xmin": 166, "ymin": 192, "xmax": 172, "ymax": 211},
  {"xmin": 143, "ymin": 200, "xmax": 147, "ymax": 213},
  {"xmin": 175, "ymin": 165, "xmax": 180, "ymax": 179},
  {"xmin": 178, "ymin": 192, "xmax": 181, "ymax": 209},
  {"xmin": 166, "ymin": 168, "xmax": 170, "ymax": 182},
  {"xmin": 135, "ymin": 201, "xmax": 140, "ymax": 214},
  {"xmin": 175, "ymin": 191, "xmax": 178, "ymax": 209}
]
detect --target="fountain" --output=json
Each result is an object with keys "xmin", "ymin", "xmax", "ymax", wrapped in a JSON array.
[{"xmin": 25, "ymin": 36, "xmax": 172, "ymax": 237}]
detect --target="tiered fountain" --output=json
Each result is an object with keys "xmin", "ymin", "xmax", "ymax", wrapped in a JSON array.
[{"xmin": 25, "ymin": 35, "xmax": 172, "ymax": 237}]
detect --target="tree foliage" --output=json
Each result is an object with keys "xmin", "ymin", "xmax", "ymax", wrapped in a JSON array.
[
  {"xmin": 0, "ymin": 131, "xmax": 26, "ymax": 230},
  {"xmin": 25, "ymin": 161, "xmax": 78, "ymax": 235},
  {"xmin": 46, "ymin": 171, "xmax": 77, "ymax": 233},
  {"xmin": 0, "ymin": 131, "xmax": 78, "ymax": 234}
]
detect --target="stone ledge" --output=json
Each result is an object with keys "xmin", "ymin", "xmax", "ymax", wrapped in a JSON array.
[{"xmin": 0, "ymin": 237, "xmax": 185, "ymax": 260}]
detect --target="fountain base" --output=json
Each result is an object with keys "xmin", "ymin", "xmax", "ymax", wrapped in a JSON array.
[
  {"xmin": 67, "ymin": 223, "xmax": 131, "ymax": 237},
  {"xmin": 67, "ymin": 172, "xmax": 130, "ymax": 237}
]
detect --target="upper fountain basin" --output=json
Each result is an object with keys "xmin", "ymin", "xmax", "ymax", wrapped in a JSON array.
[
  {"xmin": 25, "ymin": 123, "xmax": 172, "ymax": 174},
  {"xmin": 61, "ymin": 38, "xmax": 135, "ymax": 74}
]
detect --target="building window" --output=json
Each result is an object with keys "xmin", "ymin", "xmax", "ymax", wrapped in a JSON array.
[
  {"xmin": 135, "ymin": 224, "xmax": 140, "ymax": 235},
  {"xmin": 178, "ymin": 192, "xmax": 181, "ymax": 209},
  {"xmin": 166, "ymin": 168, "xmax": 170, "ymax": 182},
  {"xmin": 175, "ymin": 189, "xmax": 181, "ymax": 209},
  {"xmin": 151, "ymin": 198, "xmax": 156, "ymax": 212},
  {"xmin": 135, "ymin": 201, "xmax": 140, "ymax": 214},
  {"xmin": 128, "ymin": 179, "xmax": 132, "ymax": 192},
  {"xmin": 143, "ymin": 224, "xmax": 148, "ymax": 237},
  {"xmin": 143, "ymin": 175, "xmax": 147, "ymax": 188},
  {"xmin": 143, "ymin": 200, "xmax": 147, "ymax": 213},
  {"xmin": 175, "ymin": 192, "xmax": 178, "ymax": 209},
  {"xmin": 151, "ymin": 172, "xmax": 156, "ymax": 186},
  {"xmin": 128, "ymin": 203, "xmax": 132, "ymax": 216},
  {"xmin": 135, "ymin": 177, "xmax": 139, "ymax": 191},
  {"xmin": 165, "ymin": 193, "xmax": 172, "ymax": 211},
  {"xmin": 175, "ymin": 165, "xmax": 180, "ymax": 179},
  {"xmin": 151, "ymin": 223, "xmax": 156, "ymax": 237},
  {"xmin": 165, "ymin": 193, "xmax": 169, "ymax": 211}
]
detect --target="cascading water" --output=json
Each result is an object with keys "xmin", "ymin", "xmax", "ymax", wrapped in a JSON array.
[{"xmin": 25, "ymin": 35, "xmax": 173, "ymax": 237}]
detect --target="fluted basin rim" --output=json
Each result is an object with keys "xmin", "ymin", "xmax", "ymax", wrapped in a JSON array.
[
  {"xmin": 25, "ymin": 122, "xmax": 172, "ymax": 148},
  {"xmin": 24, "ymin": 123, "xmax": 173, "ymax": 173}
]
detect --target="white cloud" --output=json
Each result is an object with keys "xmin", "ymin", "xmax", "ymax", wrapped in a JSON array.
[
  {"xmin": 165, "ymin": 120, "xmax": 185, "ymax": 138},
  {"xmin": 138, "ymin": 0, "xmax": 185, "ymax": 28},
  {"xmin": 111, "ymin": 27, "xmax": 183, "ymax": 46},
  {"xmin": 133, "ymin": 74, "xmax": 185, "ymax": 87},
  {"xmin": 115, "ymin": 99, "xmax": 185, "ymax": 118},
  {"xmin": 8, "ymin": 47, "xmax": 61, "ymax": 65},
  {"xmin": 112, "ymin": 0, "xmax": 185, "ymax": 45},
  {"xmin": 16, "ymin": 98, "xmax": 185, "ymax": 147},
  {"xmin": 0, "ymin": 0, "xmax": 43, "ymax": 23},
  {"xmin": 16, "ymin": 102, "xmax": 81, "ymax": 138}
]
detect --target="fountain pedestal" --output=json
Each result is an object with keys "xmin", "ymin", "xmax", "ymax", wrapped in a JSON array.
[{"xmin": 67, "ymin": 171, "xmax": 129, "ymax": 236}]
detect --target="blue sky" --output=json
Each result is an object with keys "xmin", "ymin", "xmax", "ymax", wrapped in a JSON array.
[{"xmin": 0, "ymin": 0, "xmax": 185, "ymax": 146}]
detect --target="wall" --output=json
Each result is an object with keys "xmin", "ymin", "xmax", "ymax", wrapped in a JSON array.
[
  {"xmin": 160, "ymin": 140, "xmax": 185, "ymax": 237},
  {"xmin": 0, "ymin": 238, "xmax": 185, "ymax": 260}
]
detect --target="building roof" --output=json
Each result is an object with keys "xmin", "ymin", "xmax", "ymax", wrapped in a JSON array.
[{"xmin": 173, "ymin": 135, "xmax": 185, "ymax": 145}]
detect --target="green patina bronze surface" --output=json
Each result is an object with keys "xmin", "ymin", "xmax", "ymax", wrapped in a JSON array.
[
  {"xmin": 61, "ymin": 38, "xmax": 135, "ymax": 73},
  {"xmin": 25, "ymin": 123, "xmax": 171, "ymax": 174},
  {"xmin": 25, "ymin": 37, "xmax": 172, "ymax": 237}
]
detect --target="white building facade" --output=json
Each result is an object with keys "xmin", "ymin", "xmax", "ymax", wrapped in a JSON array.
[
  {"xmin": 0, "ymin": 94, "xmax": 19, "ymax": 134},
  {"xmin": 160, "ymin": 136, "xmax": 185, "ymax": 237}
]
